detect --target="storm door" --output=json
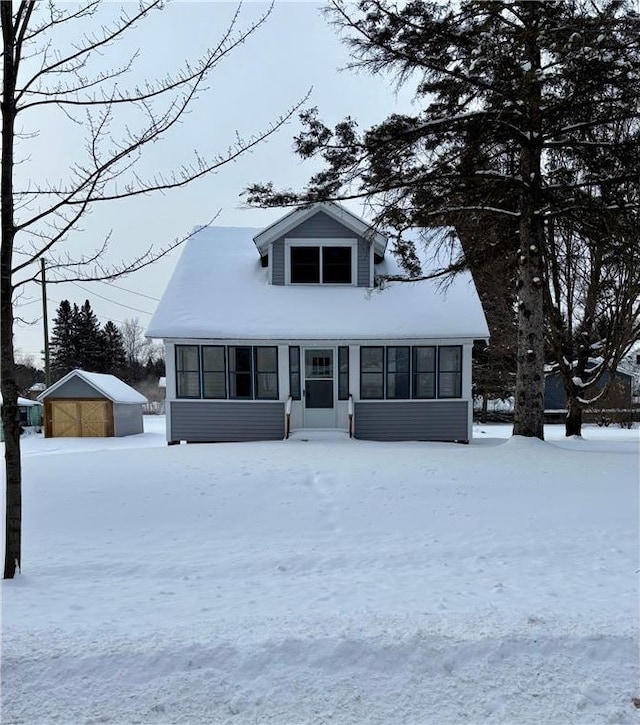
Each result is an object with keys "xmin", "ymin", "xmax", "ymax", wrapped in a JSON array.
[{"xmin": 303, "ymin": 348, "xmax": 336, "ymax": 428}]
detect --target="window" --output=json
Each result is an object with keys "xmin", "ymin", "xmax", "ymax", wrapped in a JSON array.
[
  {"xmin": 413, "ymin": 347, "xmax": 436, "ymax": 399},
  {"xmin": 228, "ymin": 346, "xmax": 253, "ymax": 399},
  {"xmin": 254, "ymin": 347, "xmax": 278, "ymax": 400},
  {"xmin": 176, "ymin": 345, "xmax": 200, "ymax": 398},
  {"xmin": 360, "ymin": 346, "xmax": 384, "ymax": 399},
  {"xmin": 387, "ymin": 347, "xmax": 410, "ymax": 399},
  {"xmin": 289, "ymin": 243, "xmax": 353, "ymax": 284},
  {"xmin": 338, "ymin": 346, "xmax": 349, "ymax": 400},
  {"xmin": 289, "ymin": 346, "xmax": 301, "ymax": 400},
  {"xmin": 323, "ymin": 247, "xmax": 352, "ymax": 283},
  {"xmin": 202, "ymin": 346, "xmax": 226, "ymax": 399},
  {"xmin": 290, "ymin": 246, "xmax": 320, "ymax": 283},
  {"xmin": 438, "ymin": 346, "xmax": 462, "ymax": 398}
]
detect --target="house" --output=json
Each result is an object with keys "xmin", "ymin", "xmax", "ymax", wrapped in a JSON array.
[
  {"xmin": 38, "ymin": 370, "xmax": 147, "ymax": 437},
  {"xmin": 146, "ymin": 202, "xmax": 490, "ymax": 443},
  {"xmin": 0, "ymin": 394, "xmax": 43, "ymax": 441},
  {"xmin": 544, "ymin": 363, "xmax": 633, "ymax": 412}
]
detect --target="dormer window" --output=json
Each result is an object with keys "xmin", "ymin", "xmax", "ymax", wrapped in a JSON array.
[{"xmin": 286, "ymin": 239, "xmax": 355, "ymax": 285}]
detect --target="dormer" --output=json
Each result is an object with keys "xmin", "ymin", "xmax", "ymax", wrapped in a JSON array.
[{"xmin": 253, "ymin": 201, "xmax": 388, "ymax": 288}]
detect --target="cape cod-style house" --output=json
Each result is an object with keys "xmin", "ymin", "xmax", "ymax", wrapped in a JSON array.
[{"xmin": 146, "ymin": 202, "xmax": 489, "ymax": 443}]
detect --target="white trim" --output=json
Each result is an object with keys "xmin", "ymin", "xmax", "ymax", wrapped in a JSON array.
[
  {"xmin": 284, "ymin": 238, "xmax": 357, "ymax": 287},
  {"xmin": 253, "ymin": 201, "xmax": 387, "ymax": 256}
]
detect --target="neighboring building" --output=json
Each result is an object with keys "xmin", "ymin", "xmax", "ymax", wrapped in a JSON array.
[
  {"xmin": 0, "ymin": 394, "xmax": 43, "ymax": 441},
  {"xmin": 38, "ymin": 370, "xmax": 147, "ymax": 437},
  {"xmin": 146, "ymin": 202, "xmax": 490, "ymax": 444},
  {"xmin": 544, "ymin": 365, "xmax": 633, "ymax": 411},
  {"xmin": 26, "ymin": 382, "xmax": 47, "ymax": 400}
]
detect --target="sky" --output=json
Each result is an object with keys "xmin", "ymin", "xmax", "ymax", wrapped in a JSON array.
[{"xmin": 11, "ymin": 1, "xmax": 413, "ymax": 363}]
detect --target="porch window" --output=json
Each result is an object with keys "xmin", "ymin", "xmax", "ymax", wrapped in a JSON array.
[
  {"xmin": 360, "ymin": 346, "xmax": 384, "ymax": 399},
  {"xmin": 289, "ymin": 244, "xmax": 353, "ymax": 284},
  {"xmin": 202, "ymin": 346, "xmax": 226, "ymax": 399},
  {"xmin": 338, "ymin": 346, "xmax": 349, "ymax": 400},
  {"xmin": 438, "ymin": 346, "xmax": 462, "ymax": 398},
  {"xmin": 412, "ymin": 346, "xmax": 436, "ymax": 399},
  {"xmin": 228, "ymin": 346, "xmax": 253, "ymax": 399},
  {"xmin": 176, "ymin": 345, "xmax": 200, "ymax": 398},
  {"xmin": 254, "ymin": 347, "xmax": 279, "ymax": 400},
  {"xmin": 386, "ymin": 347, "xmax": 410, "ymax": 399},
  {"xmin": 289, "ymin": 346, "xmax": 301, "ymax": 400}
]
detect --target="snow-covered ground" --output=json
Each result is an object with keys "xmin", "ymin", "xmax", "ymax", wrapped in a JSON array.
[{"xmin": 2, "ymin": 418, "xmax": 638, "ymax": 724}]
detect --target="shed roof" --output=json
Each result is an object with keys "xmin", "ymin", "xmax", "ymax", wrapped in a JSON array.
[
  {"xmin": 0, "ymin": 394, "xmax": 42, "ymax": 407},
  {"xmin": 146, "ymin": 225, "xmax": 490, "ymax": 341},
  {"xmin": 38, "ymin": 370, "xmax": 147, "ymax": 404}
]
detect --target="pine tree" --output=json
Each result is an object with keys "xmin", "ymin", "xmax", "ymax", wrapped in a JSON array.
[
  {"xmin": 247, "ymin": 0, "xmax": 640, "ymax": 439},
  {"xmin": 74, "ymin": 300, "xmax": 103, "ymax": 372},
  {"xmin": 49, "ymin": 300, "xmax": 79, "ymax": 381},
  {"xmin": 100, "ymin": 321, "xmax": 127, "ymax": 377}
]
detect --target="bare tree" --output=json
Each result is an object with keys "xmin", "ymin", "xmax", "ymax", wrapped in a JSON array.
[
  {"xmin": 119, "ymin": 317, "xmax": 149, "ymax": 384},
  {"xmin": 1, "ymin": 1, "xmax": 303, "ymax": 578}
]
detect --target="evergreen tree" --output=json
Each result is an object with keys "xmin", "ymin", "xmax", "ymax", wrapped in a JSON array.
[
  {"xmin": 75, "ymin": 300, "xmax": 104, "ymax": 372},
  {"xmin": 100, "ymin": 321, "xmax": 127, "ymax": 377},
  {"xmin": 49, "ymin": 300, "xmax": 79, "ymax": 381},
  {"xmin": 248, "ymin": 0, "xmax": 640, "ymax": 439}
]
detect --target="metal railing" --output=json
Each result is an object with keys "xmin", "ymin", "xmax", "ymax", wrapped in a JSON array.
[{"xmin": 285, "ymin": 395, "xmax": 292, "ymax": 439}]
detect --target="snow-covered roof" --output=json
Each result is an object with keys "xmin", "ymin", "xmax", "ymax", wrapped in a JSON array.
[
  {"xmin": 0, "ymin": 394, "xmax": 42, "ymax": 407},
  {"xmin": 37, "ymin": 370, "xmax": 147, "ymax": 405},
  {"xmin": 146, "ymin": 226, "xmax": 490, "ymax": 341},
  {"xmin": 28, "ymin": 382, "xmax": 47, "ymax": 392},
  {"xmin": 252, "ymin": 201, "xmax": 388, "ymax": 258}
]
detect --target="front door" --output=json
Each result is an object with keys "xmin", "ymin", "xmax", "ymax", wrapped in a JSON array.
[{"xmin": 303, "ymin": 348, "xmax": 335, "ymax": 428}]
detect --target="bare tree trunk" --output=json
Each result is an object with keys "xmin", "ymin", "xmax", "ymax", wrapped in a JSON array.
[
  {"xmin": 1, "ymin": 4, "xmax": 21, "ymax": 578},
  {"xmin": 565, "ymin": 400, "xmax": 583, "ymax": 437}
]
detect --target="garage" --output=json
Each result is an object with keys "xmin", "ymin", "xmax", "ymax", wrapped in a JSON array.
[{"xmin": 39, "ymin": 370, "xmax": 147, "ymax": 438}]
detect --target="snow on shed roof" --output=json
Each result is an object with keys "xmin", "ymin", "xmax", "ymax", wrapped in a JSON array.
[
  {"xmin": 0, "ymin": 394, "xmax": 41, "ymax": 407},
  {"xmin": 146, "ymin": 226, "xmax": 489, "ymax": 341},
  {"xmin": 38, "ymin": 370, "xmax": 147, "ymax": 404}
]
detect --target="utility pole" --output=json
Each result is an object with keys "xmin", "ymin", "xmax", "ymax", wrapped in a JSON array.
[{"xmin": 40, "ymin": 259, "xmax": 50, "ymax": 387}]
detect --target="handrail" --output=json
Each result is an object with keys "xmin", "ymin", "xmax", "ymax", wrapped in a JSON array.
[
  {"xmin": 348, "ymin": 394, "xmax": 354, "ymax": 438},
  {"xmin": 285, "ymin": 395, "xmax": 292, "ymax": 439}
]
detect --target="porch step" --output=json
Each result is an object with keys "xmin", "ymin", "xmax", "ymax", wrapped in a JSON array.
[{"xmin": 286, "ymin": 429, "xmax": 351, "ymax": 442}]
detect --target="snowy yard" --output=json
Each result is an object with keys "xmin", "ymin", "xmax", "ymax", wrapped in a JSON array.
[{"xmin": 2, "ymin": 418, "xmax": 638, "ymax": 724}]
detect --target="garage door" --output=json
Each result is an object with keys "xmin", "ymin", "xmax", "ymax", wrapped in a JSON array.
[{"xmin": 50, "ymin": 400, "xmax": 111, "ymax": 437}]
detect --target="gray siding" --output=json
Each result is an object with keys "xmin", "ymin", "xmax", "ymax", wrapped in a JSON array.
[
  {"xmin": 171, "ymin": 401, "xmax": 285, "ymax": 442},
  {"xmin": 113, "ymin": 403, "xmax": 144, "ymax": 436},
  {"xmin": 271, "ymin": 240, "xmax": 285, "ymax": 285},
  {"xmin": 357, "ymin": 238, "xmax": 371, "ymax": 286},
  {"xmin": 271, "ymin": 210, "xmax": 371, "ymax": 287},
  {"xmin": 354, "ymin": 401, "xmax": 469, "ymax": 442},
  {"xmin": 46, "ymin": 377, "xmax": 106, "ymax": 399}
]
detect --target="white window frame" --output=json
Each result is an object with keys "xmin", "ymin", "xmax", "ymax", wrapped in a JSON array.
[{"xmin": 284, "ymin": 238, "xmax": 357, "ymax": 286}]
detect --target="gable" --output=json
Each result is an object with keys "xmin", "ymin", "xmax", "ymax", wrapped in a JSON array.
[
  {"xmin": 45, "ymin": 376, "xmax": 107, "ymax": 400},
  {"xmin": 270, "ymin": 211, "xmax": 371, "ymax": 287},
  {"xmin": 253, "ymin": 201, "xmax": 387, "ymax": 257}
]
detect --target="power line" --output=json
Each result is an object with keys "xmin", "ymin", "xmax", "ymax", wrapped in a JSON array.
[
  {"xmin": 69, "ymin": 281, "xmax": 153, "ymax": 316},
  {"xmin": 95, "ymin": 279, "xmax": 160, "ymax": 302},
  {"xmin": 45, "ymin": 296, "xmax": 127, "ymax": 326}
]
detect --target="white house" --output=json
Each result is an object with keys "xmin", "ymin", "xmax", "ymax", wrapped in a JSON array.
[{"xmin": 146, "ymin": 202, "xmax": 489, "ymax": 443}]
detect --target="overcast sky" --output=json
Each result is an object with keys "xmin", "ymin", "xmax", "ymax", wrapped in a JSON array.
[{"xmin": 13, "ymin": 1, "xmax": 413, "ymax": 362}]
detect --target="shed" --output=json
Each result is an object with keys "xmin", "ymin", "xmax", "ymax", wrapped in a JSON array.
[
  {"xmin": 38, "ymin": 370, "xmax": 147, "ymax": 438},
  {"xmin": 0, "ymin": 395, "xmax": 43, "ymax": 441}
]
